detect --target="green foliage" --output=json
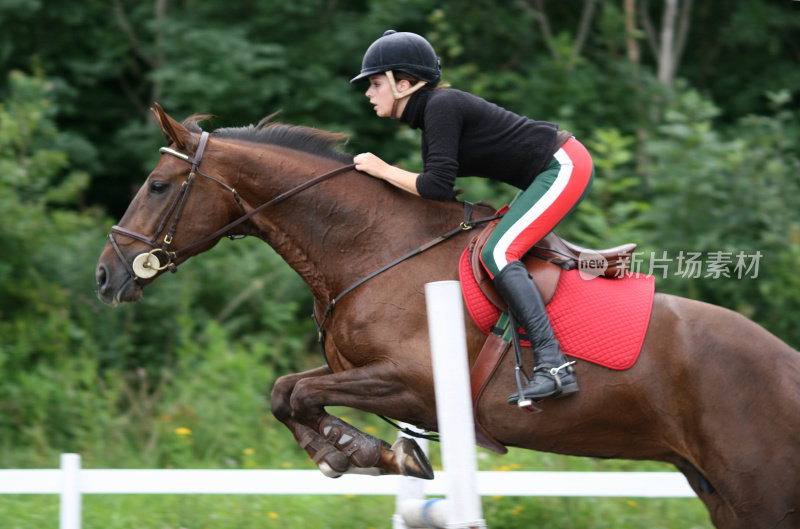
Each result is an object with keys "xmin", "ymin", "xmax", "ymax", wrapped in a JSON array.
[
  {"xmin": 642, "ymin": 86, "xmax": 800, "ymax": 342},
  {"xmin": 0, "ymin": 69, "xmax": 95, "ymax": 370},
  {"xmin": 0, "ymin": 71, "xmax": 316, "ymax": 468},
  {"xmin": 558, "ymin": 127, "xmax": 651, "ymax": 248},
  {"xmin": 686, "ymin": 1, "xmax": 800, "ymax": 119},
  {"xmin": 149, "ymin": 23, "xmax": 289, "ymax": 118}
]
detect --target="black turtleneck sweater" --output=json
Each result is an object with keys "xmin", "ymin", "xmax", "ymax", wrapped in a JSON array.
[{"xmin": 399, "ymin": 88, "xmax": 561, "ymax": 201}]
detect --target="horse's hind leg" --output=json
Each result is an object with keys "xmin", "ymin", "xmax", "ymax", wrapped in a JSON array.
[
  {"xmin": 270, "ymin": 365, "xmax": 433, "ymax": 479},
  {"xmin": 285, "ymin": 362, "xmax": 435, "ymax": 479}
]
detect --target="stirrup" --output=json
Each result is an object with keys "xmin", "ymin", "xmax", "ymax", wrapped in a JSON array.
[{"xmin": 533, "ymin": 361, "xmax": 576, "ymax": 398}]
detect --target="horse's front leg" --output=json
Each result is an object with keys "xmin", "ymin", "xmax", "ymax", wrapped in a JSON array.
[
  {"xmin": 270, "ymin": 365, "xmax": 353, "ymax": 477},
  {"xmin": 288, "ymin": 361, "xmax": 434, "ymax": 480}
]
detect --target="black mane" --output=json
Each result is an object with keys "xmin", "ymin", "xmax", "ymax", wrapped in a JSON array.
[{"xmin": 183, "ymin": 115, "xmax": 353, "ymax": 164}]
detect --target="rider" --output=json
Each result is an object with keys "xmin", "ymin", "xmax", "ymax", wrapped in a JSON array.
[{"xmin": 351, "ymin": 30, "xmax": 594, "ymax": 404}]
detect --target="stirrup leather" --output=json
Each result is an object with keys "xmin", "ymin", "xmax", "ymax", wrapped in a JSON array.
[{"xmin": 507, "ymin": 313, "xmax": 542, "ymax": 412}]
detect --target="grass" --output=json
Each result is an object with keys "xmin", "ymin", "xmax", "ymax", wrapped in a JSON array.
[{"xmin": 0, "ymin": 493, "xmax": 712, "ymax": 529}]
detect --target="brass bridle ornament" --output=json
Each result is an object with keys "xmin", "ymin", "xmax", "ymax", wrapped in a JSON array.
[{"xmin": 107, "ymin": 131, "xmax": 355, "ymax": 285}]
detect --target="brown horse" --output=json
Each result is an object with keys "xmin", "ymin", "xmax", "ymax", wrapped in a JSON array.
[{"xmin": 96, "ymin": 106, "xmax": 800, "ymax": 529}]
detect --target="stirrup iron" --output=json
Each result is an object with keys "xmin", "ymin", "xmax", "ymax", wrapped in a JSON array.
[{"xmin": 533, "ymin": 360, "xmax": 576, "ymax": 397}]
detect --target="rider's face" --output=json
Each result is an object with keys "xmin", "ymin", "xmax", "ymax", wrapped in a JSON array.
[{"xmin": 365, "ymin": 74, "xmax": 396, "ymax": 118}]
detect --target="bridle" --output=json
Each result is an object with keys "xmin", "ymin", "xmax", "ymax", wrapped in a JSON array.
[{"xmin": 107, "ymin": 131, "xmax": 355, "ymax": 285}]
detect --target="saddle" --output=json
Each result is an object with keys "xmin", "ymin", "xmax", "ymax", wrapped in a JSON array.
[
  {"xmin": 468, "ymin": 220, "xmax": 638, "ymax": 313},
  {"xmin": 465, "ymin": 218, "xmax": 638, "ymax": 453}
]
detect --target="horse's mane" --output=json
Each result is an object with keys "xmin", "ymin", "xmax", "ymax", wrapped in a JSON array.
[{"xmin": 183, "ymin": 114, "xmax": 353, "ymax": 164}]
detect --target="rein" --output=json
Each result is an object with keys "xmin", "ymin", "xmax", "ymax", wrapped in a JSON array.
[{"xmin": 108, "ymin": 131, "xmax": 355, "ymax": 283}]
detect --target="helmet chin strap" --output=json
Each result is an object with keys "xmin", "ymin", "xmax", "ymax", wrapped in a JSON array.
[{"xmin": 386, "ymin": 70, "xmax": 427, "ymax": 119}]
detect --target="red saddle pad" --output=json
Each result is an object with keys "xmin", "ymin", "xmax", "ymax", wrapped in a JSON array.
[{"xmin": 459, "ymin": 247, "xmax": 655, "ymax": 370}]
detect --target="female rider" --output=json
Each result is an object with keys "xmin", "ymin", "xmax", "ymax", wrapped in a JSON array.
[{"xmin": 351, "ymin": 30, "xmax": 594, "ymax": 404}]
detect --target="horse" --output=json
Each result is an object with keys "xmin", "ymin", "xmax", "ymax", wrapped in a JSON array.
[{"xmin": 96, "ymin": 105, "xmax": 800, "ymax": 529}]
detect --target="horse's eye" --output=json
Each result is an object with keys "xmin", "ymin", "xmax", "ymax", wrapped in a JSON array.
[{"xmin": 149, "ymin": 181, "xmax": 169, "ymax": 194}]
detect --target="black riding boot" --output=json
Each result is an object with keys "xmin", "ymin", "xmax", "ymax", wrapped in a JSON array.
[{"xmin": 492, "ymin": 260, "xmax": 579, "ymax": 403}]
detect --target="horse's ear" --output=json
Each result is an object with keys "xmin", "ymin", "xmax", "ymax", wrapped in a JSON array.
[{"xmin": 151, "ymin": 103, "xmax": 192, "ymax": 150}]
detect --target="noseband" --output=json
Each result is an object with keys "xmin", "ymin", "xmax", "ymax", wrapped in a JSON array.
[{"xmin": 108, "ymin": 131, "xmax": 355, "ymax": 285}]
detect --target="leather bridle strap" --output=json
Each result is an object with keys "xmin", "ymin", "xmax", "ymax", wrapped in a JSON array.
[
  {"xmin": 162, "ymin": 131, "xmax": 211, "ymax": 248},
  {"xmin": 107, "ymin": 131, "xmax": 211, "ymax": 282},
  {"xmin": 107, "ymin": 228, "xmax": 140, "ymax": 283},
  {"xmin": 171, "ymin": 163, "xmax": 355, "ymax": 259},
  {"xmin": 108, "ymin": 128, "xmax": 356, "ymax": 281}
]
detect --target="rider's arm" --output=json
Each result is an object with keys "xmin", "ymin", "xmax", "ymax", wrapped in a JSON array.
[{"xmin": 354, "ymin": 152, "xmax": 421, "ymax": 196}]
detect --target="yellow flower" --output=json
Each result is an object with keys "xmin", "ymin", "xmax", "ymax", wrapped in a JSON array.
[
  {"xmin": 243, "ymin": 448, "xmax": 256, "ymax": 455},
  {"xmin": 364, "ymin": 426, "xmax": 379, "ymax": 435},
  {"xmin": 174, "ymin": 427, "xmax": 192, "ymax": 436},
  {"xmin": 267, "ymin": 512, "xmax": 280, "ymax": 519}
]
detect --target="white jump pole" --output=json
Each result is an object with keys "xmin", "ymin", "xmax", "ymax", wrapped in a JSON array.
[
  {"xmin": 59, "ymin": 453, "xmax": 82, "ymax": 529},
  {"xmin": 401, "ymin": 280, "xmax": 486, "ymax": 529},
  {"xmin": 393, "ymin": 423, "xmax": 431, "ymax": 529}
]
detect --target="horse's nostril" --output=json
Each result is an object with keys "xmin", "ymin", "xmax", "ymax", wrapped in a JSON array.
[{"xmin": 96, "ymin": 264, "xmax": 108, "ymax": 292}]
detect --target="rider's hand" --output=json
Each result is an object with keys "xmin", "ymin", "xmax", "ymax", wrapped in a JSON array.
[
  {"xmin": 354, "ymin": 152, "xmax": 390, "ymax": 179},
  {"xmin": 354, "ymin": 152, "xmax": 421, "ymax": 196}
]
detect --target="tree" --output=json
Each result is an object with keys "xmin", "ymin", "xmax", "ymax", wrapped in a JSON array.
[
  {"xmin": 518, "ymin": 0, "xmax": 599, "ymax": 67},
  {"xmin": 640, "ymin": 0, "xmax": 694, "ymax": 88}
]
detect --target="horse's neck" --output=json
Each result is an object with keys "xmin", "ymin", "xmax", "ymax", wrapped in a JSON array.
[{"xmin": 233, "ymin": 145, "xmax": 464, "ymax": 300}]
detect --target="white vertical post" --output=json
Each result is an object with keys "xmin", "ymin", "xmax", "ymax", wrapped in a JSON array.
[
  {"xmin": 59, "ymin": 453, "xmax": 81, "ymax": 529},
  {"xmin": 393, "ymin": 424, "xmax": 431, "ymax": 529},
  {"xmin": 424, "ymin": 280, "xmax": 486, "ymax": 529}
]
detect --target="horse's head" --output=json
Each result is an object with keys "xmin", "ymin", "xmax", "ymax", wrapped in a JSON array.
[{"xmin": 96, "ymin": 104, "xmax": 245, "ymax": 306}]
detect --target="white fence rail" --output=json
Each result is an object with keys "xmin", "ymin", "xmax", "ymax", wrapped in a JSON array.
[{"xmin": 0, "ymin": 453, "xmax": 696, "ymax": 529}]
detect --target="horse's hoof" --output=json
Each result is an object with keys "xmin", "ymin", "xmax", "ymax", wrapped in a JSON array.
[
  {"xmin": 392, "ymin": 437, "xmax": 434, "ymax": 480},
  {"xmin": 318, "ymin": 461, "xmax": 343, "ymax": 478},
  {"xmin": 312, "ymin": 444, "xmax": 351, "ymax": 477}
]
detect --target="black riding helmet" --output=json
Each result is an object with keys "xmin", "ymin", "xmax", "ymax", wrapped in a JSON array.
[{"xmin": 351, "ymin": 30, "xmax": 441, "ymax": 84}]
